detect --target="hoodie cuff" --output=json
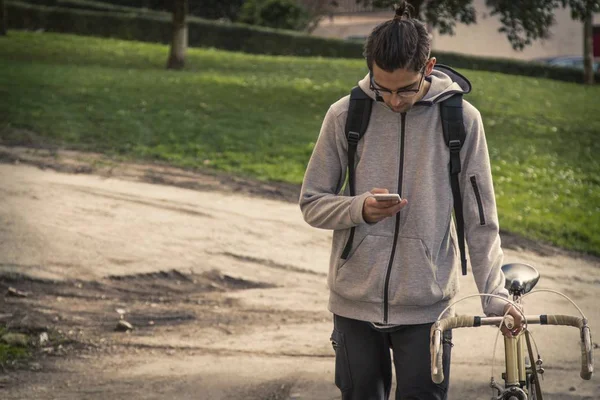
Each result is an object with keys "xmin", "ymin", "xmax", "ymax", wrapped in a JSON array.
[
  {"xmin": 349, "ymin": 192, "xmax": 373, "ymax": 226},
  {"xmin": 484, "ymin": 292, "xmax": 510, "ymax": 317}
]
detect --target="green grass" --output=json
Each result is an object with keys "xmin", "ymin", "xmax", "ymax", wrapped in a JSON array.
[
  {"xmin": 0, "ymin": 32, "xmax": 598, "ymax": 256},
  {"xmin": 0, "ymin": 327, "xmax": 30, "ymax": 366},
  {"xmin": 0, "ymin": 344, "xmax": 28, "ymax": 364}
]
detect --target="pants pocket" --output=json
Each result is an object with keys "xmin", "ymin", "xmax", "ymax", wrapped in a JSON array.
[{"xmin": 330, "ymin": 328, "xmax": 353, "ymax": 392}]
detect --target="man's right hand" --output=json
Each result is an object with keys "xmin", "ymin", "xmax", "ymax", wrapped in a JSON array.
[{"xmin": 363, "ymin": 188, "xmax": 408, "ymax": 223}]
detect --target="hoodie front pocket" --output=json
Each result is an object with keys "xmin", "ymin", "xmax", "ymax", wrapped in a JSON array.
[
  {"xmin": 334, "ymin": 235, "xmax": 392, "ymax": 304},
  {"xmin": 387, "ymin": 237, "xmax": 443, "ymax": 307}
]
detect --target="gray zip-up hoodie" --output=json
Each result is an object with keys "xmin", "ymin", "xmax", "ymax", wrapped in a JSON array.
[{"xmin": 299, "ymin": 66, "xmax": 508, "ymax": 325}]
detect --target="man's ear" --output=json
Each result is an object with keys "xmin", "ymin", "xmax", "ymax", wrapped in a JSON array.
[{"xmin": 426, "ymin": 57, "xmax": 437, "ymax": 75}]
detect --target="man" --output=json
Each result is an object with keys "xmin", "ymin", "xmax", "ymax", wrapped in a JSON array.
[{"xmin": 299, "ymin": 2, "xmax": 521, "ymax": 399}]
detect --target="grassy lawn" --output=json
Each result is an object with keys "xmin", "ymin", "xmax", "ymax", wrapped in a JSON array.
[
  {"xmin": 0, "ymin": 342, "xmax": 28, "ymax": 366},
  {"xmin": 0, "ymin": 32, "xmax": 598, "ymax": 256},
  {"xmin": 0, "ymin": 327, "xmax": 30, "ymax": 367}
]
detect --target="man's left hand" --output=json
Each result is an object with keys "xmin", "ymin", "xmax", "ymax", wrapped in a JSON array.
[{"xmin": 501, "ymin": 303, "xmax": 523, "ymax": 338}]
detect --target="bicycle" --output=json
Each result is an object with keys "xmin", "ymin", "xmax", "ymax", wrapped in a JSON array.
[{"xmin": 429, "ymin": 262, "xmax": 594, "ymax": 400}]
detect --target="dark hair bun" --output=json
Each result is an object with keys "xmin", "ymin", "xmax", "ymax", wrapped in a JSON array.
[{"xmin": 394, "ymin": 0, "xmax": 411, "ymax": 21}]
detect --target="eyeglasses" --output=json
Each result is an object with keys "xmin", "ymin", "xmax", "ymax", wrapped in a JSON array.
[{"xmin": 370, "ymin": 65, "xmax": 427, "ymax": 99}]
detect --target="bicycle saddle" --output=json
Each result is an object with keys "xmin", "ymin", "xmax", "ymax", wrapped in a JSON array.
[{"xmin": 501, "ymin": 263, "xmax": 540, "ymax": 295}]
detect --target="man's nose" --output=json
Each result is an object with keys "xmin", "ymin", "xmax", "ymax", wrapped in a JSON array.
[{"xmin": 390, "ymin": 93, "xmax": 402, "ymax": 107}]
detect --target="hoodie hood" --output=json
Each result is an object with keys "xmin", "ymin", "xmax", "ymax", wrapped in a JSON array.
[{"xmin": 357, "ymin": 64, "xmax": 472, "ymax": 106}]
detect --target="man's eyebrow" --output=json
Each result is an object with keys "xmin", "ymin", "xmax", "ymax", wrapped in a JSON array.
[{"xmin": 373, "ymin": 78, "xmax": 420, "ymax": 91}]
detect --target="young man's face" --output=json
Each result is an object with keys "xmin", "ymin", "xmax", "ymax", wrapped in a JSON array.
[{"xmin": 370, "ymin": 59, "xmax": 435, "ymax": 113}]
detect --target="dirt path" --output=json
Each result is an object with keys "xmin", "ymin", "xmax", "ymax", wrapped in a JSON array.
[{"xmin": 0, "ymin": 146, "xmax": 598, "ymax": 399}]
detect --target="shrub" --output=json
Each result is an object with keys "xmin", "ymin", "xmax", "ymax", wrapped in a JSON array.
[
  {"xmin": 7, "ymin": 1, "xmax": 363, "ymax": 57},
  {"xmin": 6, "ymin": 1, "xmax": 599, "ymax": 83},
  {"xmin": 239, "ymin": 0, "xmax": 310, "ymax": 31},
  {"xmin": 15, "ymin": 0, "xmax": 247, "ymax": 20}
]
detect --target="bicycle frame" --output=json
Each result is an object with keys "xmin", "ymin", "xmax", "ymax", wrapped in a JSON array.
[
  {"xmin": 497, "ymin": 293, "xmax": 530, "ymax": 399},
  {"xmin": 470, "ymin": 310, "xmax": 532, "ymax": 400}
]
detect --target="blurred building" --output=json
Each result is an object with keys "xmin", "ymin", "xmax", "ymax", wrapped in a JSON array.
[{"xmin": 311, "ymin": 0, "xmax": 600, "ymax": 61}]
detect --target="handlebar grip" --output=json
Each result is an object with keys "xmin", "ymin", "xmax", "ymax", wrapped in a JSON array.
[
  {"xmin": 433, "ymin": 316, "xmax": 477, "ymax": 332},
  {"xmin": 544, "ymin": 315, "xmax": 593, "ymax": 380},
  {"xmin": 545, "ymin": 315, "xmax": 583, "ymax": 327},
  {"xmin": 431, "ymin": 331, "xmax": 444, "ymax": 384},
  {"xmin": 430, "ymin": 316, "xmax": 476, "ymax": 384},
  {"xmin": 580, "ymin": 325, "xmax": 594, "ymax": 380}
]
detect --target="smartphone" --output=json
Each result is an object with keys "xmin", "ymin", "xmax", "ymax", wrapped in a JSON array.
[{"xmin": 373, "ymin": 193, "xmax": 402, "ymax": 202}]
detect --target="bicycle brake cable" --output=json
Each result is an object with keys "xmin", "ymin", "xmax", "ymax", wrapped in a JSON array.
[
  {"xmin": 525, "ymin": 329, "xmax": 544, "ymax": 400},
  {"xmin": 522, "ymin": 289, "xmax": 587, "ymax": 319}
]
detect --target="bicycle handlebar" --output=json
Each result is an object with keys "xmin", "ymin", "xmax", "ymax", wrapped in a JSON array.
[
  {"xmin": 543, "ymin": 315, "xmax": 594, "ymax": 380},
  {"xmin": 429, "ymin": 314, "xmax": 594, "ymax": 384},
  {"xmin": 430, "ymin": 316, "xmax": 477, "ymax": 384}
]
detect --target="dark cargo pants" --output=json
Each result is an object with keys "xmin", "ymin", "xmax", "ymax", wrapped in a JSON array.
[{"xmin": 330, "ymin": 314, "xmax": 452, "ymax": 400}]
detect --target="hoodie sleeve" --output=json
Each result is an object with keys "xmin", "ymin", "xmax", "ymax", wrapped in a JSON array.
[
  {"xmin": 299, "ymin": 105, "xmax": 372, "ymax": 230},
  {"xmin": 460, "ymin": 101, "xmax": 509, "ymax": 317}
]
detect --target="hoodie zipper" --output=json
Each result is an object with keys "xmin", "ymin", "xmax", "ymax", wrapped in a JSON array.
[
  {"xmin": 470, "ymin": 176, "xmax": 486, "ymax": 225},
  {"xmin": 383, "ymin": 113, "xmax": 406, "ymax": 324}
]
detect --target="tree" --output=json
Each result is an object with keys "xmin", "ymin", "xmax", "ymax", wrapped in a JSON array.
[
  {"xmin": 583, "ymin": 11, "xmax": 594, "ymax": 84},
  {"xmin": 357, "ymin": 0, "xmax": 600, "ymax": 84},
  {"xmin": 563, "ymin": 0, "xmax": 600, "ymax": 84},
  {"xmin": 356, "ymin": 0, "xmax": 477, "ymax": 36},
  {"xmin": 166, "ymin": 0, "xmax": 188, "ymax": 70},
  {"xmin": 1, "ymin": 0, "xmax": 7, "ymax": 36},
  {"xmin": 489, "ymin": 0, "xmax": 600, "ymax": 84},
  {"xmin": 299, "ymin": 0, "xmax": 340, "ymax": 32}
]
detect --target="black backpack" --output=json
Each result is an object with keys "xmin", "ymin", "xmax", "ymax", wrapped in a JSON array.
[{"xmin": 341, "ymin": 75, "xmax": 469, "ymax": 275}]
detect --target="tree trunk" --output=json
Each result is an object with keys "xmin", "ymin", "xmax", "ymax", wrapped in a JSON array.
[
  {"xmin": 166, "ymin": 0, "xmax": 188, "ymax": 70},
  {"xmin": 0, "ymin": 0, "xmax": 7, "ymax": 36},
  {"xmin": 408, "ymin": 0, "xmax": 425, "ymax": 19},
  {"xmin": 583, "ymin": 12, "xmax": 594, "ymax": 85}
]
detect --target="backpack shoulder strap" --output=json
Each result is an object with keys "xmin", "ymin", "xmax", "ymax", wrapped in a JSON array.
[
  {"xmin": 440, "ymin": 93, "xmax": 469, "ymax": 275},
  {"xmin": 341, "ymin": 86, "xmax": 373, "ymax": 260},
  {"xmin": 345, "ymin": 86, "xmax": 372, "ymax": 157}
]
